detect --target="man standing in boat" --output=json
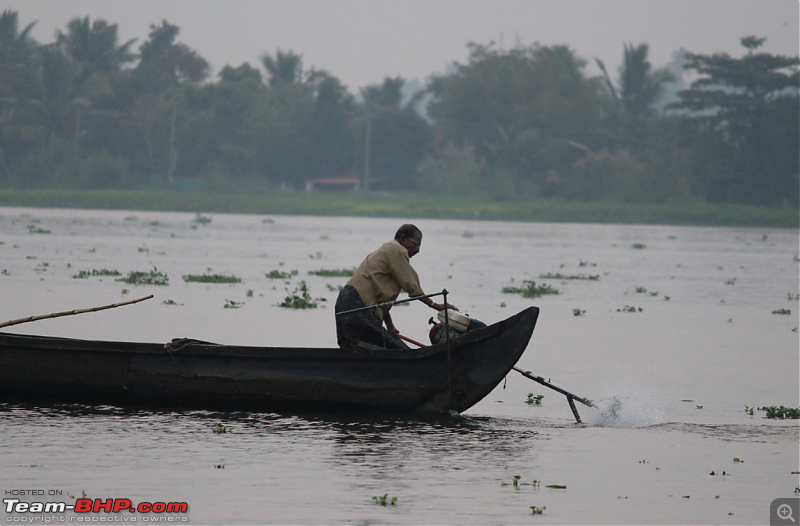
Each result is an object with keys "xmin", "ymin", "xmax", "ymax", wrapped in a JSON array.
[{"xmin": 335, "ymin": 224, "xmax": 457, "ymax": 349}]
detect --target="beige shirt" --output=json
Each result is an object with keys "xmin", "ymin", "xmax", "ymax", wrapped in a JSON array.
[{"xmin": 347, "ymin": 239, "xmax": 425, "ymax": 320}]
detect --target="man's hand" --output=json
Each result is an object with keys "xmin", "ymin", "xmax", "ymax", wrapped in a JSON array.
[{"xmin": 432, "ymin": 302, "xmax": 459, "ymax": 312}]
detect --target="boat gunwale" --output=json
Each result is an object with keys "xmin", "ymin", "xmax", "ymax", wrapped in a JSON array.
[{"xmin": 0, "ymin": 307, "xmax": 533, "ymax": 362}]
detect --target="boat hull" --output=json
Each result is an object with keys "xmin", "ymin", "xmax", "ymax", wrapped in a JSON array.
[{"xmin": 0, "ymin": 307, "xmax": 539, "ymax": 414}]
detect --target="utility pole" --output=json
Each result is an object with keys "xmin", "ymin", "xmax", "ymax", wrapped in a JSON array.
[
  {"xmin": 363, "ymin": 116, "xmax": 372, "ymax": 191},
  {"xmin": 167, "ymin": 103, "xmax": 177, "ymax": 186},
  {"xmin": 74, "ymin": 105, "xmax": 82, "ymax": 152}
]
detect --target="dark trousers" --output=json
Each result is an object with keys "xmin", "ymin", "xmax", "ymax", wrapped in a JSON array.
[{"xmin": 334, "ymin": 285, "xmax": 409, "ymax": 350}]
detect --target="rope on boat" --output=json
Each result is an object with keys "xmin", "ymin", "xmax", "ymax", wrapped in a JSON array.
[{"xmin": 0, "ymin": 295, "xmax": 154, "ymax": 330}]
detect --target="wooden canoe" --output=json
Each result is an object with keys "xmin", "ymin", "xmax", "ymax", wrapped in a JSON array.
[{"xmin": 0, "ymin": 307, "xmax": 539, "ymax": 414}]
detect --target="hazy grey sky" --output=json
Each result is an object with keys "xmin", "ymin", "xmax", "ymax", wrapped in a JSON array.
[{"xmin": 3, "ymin": 0, "xmax": 798, "ymax": 90}]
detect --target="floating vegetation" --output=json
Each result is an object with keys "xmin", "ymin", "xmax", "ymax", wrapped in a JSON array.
[
  {"xmin": 530, "ymin": 506, "xmax": 546, "ymax": 515},
  {"xmin": 502, "ymin": 280, "xmax": 559, "ymax": 298},
  {"xmin": 579, "ymin": 260, "xmax": 597, "ymax": 267},
  {"xmin": 266, "ymin": 269, "xmax": 298, "ymax": 279},
  {"xmin": 617, "ymin": 306, "xmax": 643, "ymax": 313},
  {"xmin": 27, "ymin": 225, "xmax": 51, "ymax": 234},
  {"xmin": 326, "ymin": 283, "xmax": 342, "ymax": 292},
  {"xmin": 539, "ymin": 272, "xmax": 599, "ymax": 281},
  {"xmin": 526, "ymin": 394, "xmax": 544, "ymax": 405},
  {"xmin": 73, "ymin": 269, "xmax": 121, "ymax": 279},
  {"xmin": 725, "ymin": 278, "xmax": 737, "ymax": 285},
  {"xmin": 117, "ymin": 268, "xmax": 169, "ymax": 286},
  {"xmin": 246, "ymin": 290, "xmax": 254, "ymax": 297},
  {"xmin": 462, "ymin": 231, "xmax": 474, "ymax": 238},
  {"xmin": 744, "ymin": 406, "xmax": 754, "ymax": 415},
  {"xmin": 733, "ymin": 458, "xmax": 744, "ymax": 463},
  {"xmin": 771, "ymin": 308, "xmax": 791, "ymax": 315},
  {"xmin": 278, "ymin": 281, "xmax": 320, "ymax": 309},
  {"xmin": 788, "ymin": 293, "xmax": 800, "ymax": 301},
  {"xmin": 1, "ymin": 269, "xmax": 9, "ymax": 276},
  {"xmin": 632, "ymin": 243, "xmax": 647, "ymax": 249},
  {"xmin": 192, "ymin": 213, "xmax": 212, "ymax": 224},
  {"xmin": 501, "ymin": 476, "xmax": 541, "ymax": 488},
  {"xmin": 213, "ymin": 464, "xmax": 225, "ymax": 469},
  {"xmin": 546, "ymin": 485, "xmax": 567, "ymax": 489},
  {"xmin": 162, "ymin": 299, "xmax": 182, "ymax": 306},
  {"xmin": 223, "ymin": 299, "xmax": 244, "ymax": 309},
  {"xmin": 183, "ymin": 274, "xmax": 242, "ymax": 284},
  {"xmin": 211, "ymin": 423, "xmax": 232, "ymax": 434},
  {"xmin": 573, "ymin": 309, "xmax": 586, "ymax": 317},
  {"xmin": 372, "ymin": 494, "xmax": 397, "ymax": 506},
  {"xmin": 759, "ymin": 405, "xmax": 800, "ymax": 419},
  {"xmin": 307, "ymin": 268, "xmax": 354, "ymax": 278},
  {"xmin": 502, "ymin": 475, "xmax": 523, "ymax": 488}
]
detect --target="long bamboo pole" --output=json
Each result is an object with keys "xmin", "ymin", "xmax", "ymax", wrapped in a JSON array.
[{"xmin": 0, "ymin": 295, "xmax": 154, "ymax": 330}]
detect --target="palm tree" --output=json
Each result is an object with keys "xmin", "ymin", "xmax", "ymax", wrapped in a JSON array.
[
  {"xmin": 56, "ymin": 16, "xmax": 136, "ymax": 83},
  {"xmin": 260, "ymin": 49, "xmax": 304, "ymax": 87},
  {"xmin": 0, "ymin": 10, "xmax": 37, "ymax": 97},
  {"xmin": 619, "ymin": 43, "xmax": 675, "ymax": 116},
  {"xmin": 596, "ymin": 43, "xmax": 675, "ymax": 117}
]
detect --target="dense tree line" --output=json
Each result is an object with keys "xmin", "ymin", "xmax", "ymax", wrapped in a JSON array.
[{"xmin": 0, "ymin": 10, "xmax": 797, "ymax": 206}]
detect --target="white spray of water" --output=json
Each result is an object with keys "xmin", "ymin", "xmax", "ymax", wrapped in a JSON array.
[{"xmin": 588, "ymin": 382, "xmax": 669, "ymax": 428}]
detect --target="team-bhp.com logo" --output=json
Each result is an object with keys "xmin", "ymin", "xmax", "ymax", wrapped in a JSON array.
[{"xmin": 4, "ymin": 497, "xmax": 188, "ymax": 522}]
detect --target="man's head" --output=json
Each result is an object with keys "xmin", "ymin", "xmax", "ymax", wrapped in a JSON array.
[{"xmin": 395, "ymin": 224, "xmax": 422, "ymax": 258}]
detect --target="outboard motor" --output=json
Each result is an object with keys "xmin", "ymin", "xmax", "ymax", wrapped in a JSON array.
[{"xmin": 428, "ymin": 310, "xmax": 487, "ymax": 345}]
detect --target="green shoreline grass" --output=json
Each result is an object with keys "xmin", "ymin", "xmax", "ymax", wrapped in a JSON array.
[{"xmin": 0, "ymin": 188, "xmax": 796, "ymax": 228}]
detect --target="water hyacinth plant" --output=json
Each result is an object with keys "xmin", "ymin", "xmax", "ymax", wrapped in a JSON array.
[
  {"xmin": 183, "ymin": 274, "xmax": 242, "ymax": 284},
  {"xmin": 502, "ymin": 280, "xmax": 559, "ymax": 298},
  {"xmin": 117, "ymin": 268, "xmax": 169, "ymax": 286},
  {"xmin": 307, "ymin": 268, "xmax": 355, "ymax": 277},
  {"xmin": 211, "ymin": 423, "xmax": 232, "ymax": 434},
  {"xmin": 539, "ymin": 272, "xmax": 599, "ymax": 281},
  {"xmin": 266, "ymin": 269, "xmax": 298, "ymax": 279},
  {"xmin": 278, "ymin": 281, "xmax": 321, "ymax": 309},
  {"xmin": 372, "ymin": 494, "xmax": 397, "ymax": 506},
  {"xmin": 759, "ymin": 406, "xmax": 800, "ymax": 419},
  {"xmin": 526, "ymin": 394, "xmax": 544, "ymax": 405},
  {"xmin": 73, "ymin": 269, "xmax": 121, "ymax": 279}
]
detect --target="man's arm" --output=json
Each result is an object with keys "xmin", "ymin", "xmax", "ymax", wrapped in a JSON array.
[
  {"xmin": 383, "ymin": 311, "xmax": 398, "ymax": 334},
  {"xmin": 387, "ymin": 244, "xmax": 459, "ymax": 312},
  {"xmin": 417, "ymin": 295, "xmax": 458, "ymax": 312}
]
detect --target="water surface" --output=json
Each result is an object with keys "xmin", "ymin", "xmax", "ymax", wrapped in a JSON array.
[{"xmin": 1, "ymin": 208, "xmax": 797, "ymax": 524}]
